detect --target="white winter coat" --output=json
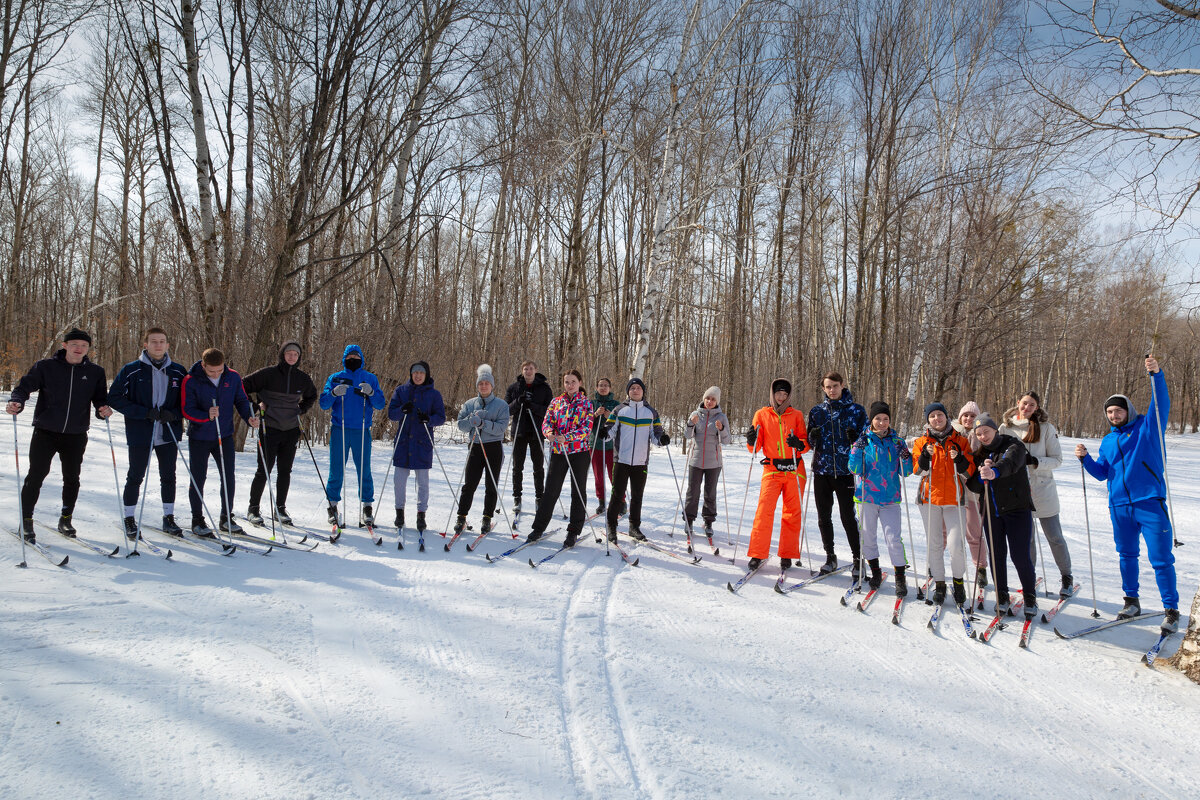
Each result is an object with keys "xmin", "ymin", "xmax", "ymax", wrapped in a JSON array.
[{"xmin": 998, "ymin": 416, "xmax": 1062, "ymax": 518}]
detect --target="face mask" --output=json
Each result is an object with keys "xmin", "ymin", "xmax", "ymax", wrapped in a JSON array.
[{"xmin": 345, "ymin": 357, "xmax": 362, "ymax": 371}]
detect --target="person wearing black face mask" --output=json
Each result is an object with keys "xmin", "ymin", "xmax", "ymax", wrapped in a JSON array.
[{"xmin": 319, "ymin": 344, "xmax": 385, "ymax": 526}]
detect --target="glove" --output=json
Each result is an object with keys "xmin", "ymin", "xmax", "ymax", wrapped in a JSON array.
[
  {"xmin": 522, "ymin": 390, "xmax": 534, "ymax": 404},
  {"xmin": 1027, "ymin": 455, "xmax": 1039, "ymax": 469},
  {"xmin": 601, "ymin": 420, "xmax": 614, "ymax": 436},
  {"xmin": 399, "ymin": 401, "xmax": 415, "ymax": 414},
  {"xmin": 416, "ymin": 409, "xmax": 430, "ymax": 423},
  {"xmin": 355, "ymin": 382, "xmax": 374, "ymax": 397},
  {"xmin": 898, "ymin": 445, "xmax": 912, "ymax": 460},
  {"xmin": 659, "ymin": 433, "xmax": 671, "ymax": 446},
  {"xmin": 745, "ymin": 427, "xmax": 757, "ymax": 447},
  {"xmin": 158, "ymin": 409, "xmax": 179, "ymax": 423},
  {"xmin": 853, "ymin": 434, "xmax": 868, "ymax": 450},
  {"xmin": 786, "ymin": 432, "xmax": 803, "ymax": 449},
  {"xmin": 332, "ymin": 383, "xmax": 349, "ymax": 397},
  {"xmin": 471, "ymin": 413, "xmax": 483, "ymax": 428}
]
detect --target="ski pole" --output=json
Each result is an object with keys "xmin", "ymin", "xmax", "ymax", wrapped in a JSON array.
[
  {"xmin": 953, "ymin": 461, "xmax": 971, "ymax": 607},
  {"xmin": 1080, "ymin": 461, "xmax": 1100, "ymax": 618},
  {"xmin": 1147, "ymin": 361, "xmax": 1182, "ymax": 546},
  {"xmin": 431, "ymin": 420, "xmax": 471, "ymax": 543},
  {"xmin": 253, "ymin": 410, "xmax": 283, "ymax": 543},
  {"xmin": 358, "ymin": 395, "xmax": 367, "ymax": 526},
  {"xmin": 1033, "ymin": 525, "xmax": 1048, "ymax": 597},
  {"xmin": 664, "ymin": 445, "xmax": 693, "ymax": 553},
  {"xmin": 898, "ymin": 449, "xmax": 916, "ymax": 581},
  {"xmin": 211, "ymin": 399, "xmax": 237, "ymax": 536},
  {"xmin": 103, "ymin": 418, "xmax": 127, "ymax": 555},
  {"xmin": 731, "ymin": 425, "xmax": 759, "ymax": 565},
  {"xmin": 296, "ymin": 417, "xmax": 338, "ymax": 534},
  {"xmin": 129, "ymin": 439, "xmax": 153, "ymax": 558},
  {"xmin": 11, "ymin": 415, "xmax": 27, "ymax": 567},
  {"xmin": 527, "ymin": 408, "xmax": 571, "ymax": 524},
  {"xmin": 788, "ymin": 446, "xmax": 809, "ymax": 572},
  {"xmin": 378, "ymin": 412, "xmax": 409, "ymax": 514},
  {"xmin": 163, "ymin": 423, "xmax": 226, "ymax": 544},
  {"xmin": 720, "ymin": 440, "xmax": 732, "ymax": 547},
  {"xmin": 337, "ymin": 387, "xmax": 346, "ymax": 527},
  {"xmin": 559, "ymin": 438, "xmax": 604, "ymax": 546},
  {"xmin": 981, "ymin": 480, "xmax": 1001, "ymax": 611},
  {"xmin": 915, "ymin": 472, "xmax": 932, "ymax": 600},
  {"xmin": 475, "ymin": 425, "xmax": 515, "ymax": 535}
]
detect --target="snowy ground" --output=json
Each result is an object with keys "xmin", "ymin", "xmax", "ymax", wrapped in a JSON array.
[{"xmin": 1, "ymin": 412, "xmax": 1198, "ymax": 799}]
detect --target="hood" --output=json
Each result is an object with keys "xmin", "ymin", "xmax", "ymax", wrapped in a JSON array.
[
  {"xmin": 277, "ymin": 340, "xmax": 303, "ymax": 366},
  {"xmin": 139, "ymin": 351, "xmax": 173, "ymax": 369},
  {"xmin": 695, "ymin": 401, "xmax": 723, "ymax": 414},
  {"xmin": 342, "ymin": 344, "xmax": 365, "ymax": 370},
  {"xmin": 1107, "ymin": 394, "xmax": 1139, "ymax": 431},
  {"xmin": 515, "ymin": 371, "xmax": 549, "ymax": 387},
  {"xmin": 188, "ymin": 360, "xmax": 229, "ymax": 379},
  {"xmin": 408, "ymin": 360, "xmax": 435, "ymax": 386}
]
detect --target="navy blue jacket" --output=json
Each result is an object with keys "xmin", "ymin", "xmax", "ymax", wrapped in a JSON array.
[
  {"xmin": 181, "ymin": 361, "xmax": 253, "ymax": 441},
  {"xmin": 108, "ymin": 353, "xmax": 187, "ymax": 447},
  {"xmin": 9, "ymin": 350, "xmax": 108, "ymax": 435},
  {"xmin": 386, "ymin": 370, "xmax": 447, "ymax": 470},
  {"xmin": 807, "ymin": 389, "xmax": 867, "ymax": 476}
]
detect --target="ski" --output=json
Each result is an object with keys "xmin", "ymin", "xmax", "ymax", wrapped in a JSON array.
[
  {"xmin": 124, "ymin": 529, "xmax": 172, "ymax": 559},
  {"xmin": 927, "ymin": 602, "xmax": 944, "ymax": 631},
  {"xmin": 854, "ymin": 573, "xmax": 890, "ymax": 612},
  {"xmin": 621, "ymin": 532, "xmax": 701, "ymax": 566},
  {"xmin": 727, "ymin": 561, "xmax": 765, "ymax": 594},
  {"xmin": 1143, "ymin": 630, "xmax": 1175, "ymax": 667},
  {"xmin": 224, "ymin": 528, "xmax": 313, "ymax": 552},
  {"xmin": 357, "ymin": 520, "xmax": 382, "ymax": 546},
  {"xmin": 486, "ymin": 531, "xmax": 558, "ymax": 564},
  {"xmin": 839, "ymin": 575, "xmax": 863, "ymax": 606},
  {"xmin": 612, "ymin": 539, "xmax": 639, "ymax": 566},
  {"xmin": 143, "ymin": 526, "xmax": 235, "ymax": 556},
  {"xmin": 980, "ymin": 577, "xmax": 1042, "ymax": 643},
  {"xmin": 891, "ymin": 596, "xmax": 905, "ymax": 624},
  {"xmin": 706, "ymin": 535, "xmax": 720, "ymax": 557},
  {"xmin": 958, "ymin": 605, "xmax": 977, "ymax": 639},
  {"xmin": 774, "ymin": 567, "xmax": 791, "ymax": 590},
  {"xmin": 917, "ymin": 574, "xmax": 933, "ymax": 602},
  {"xmin": 445, "ymin": 528, "xmax": 466, "ymax": 552},
  {"xmin": 1018, "ymin": 617, "xmax": 1035, "ymax": 649},
  {"xmin": 465, "ymin": 528, "xmax": 492, "ymax": 552},
  {"xmin": 245, "ymin": 517, "xmax": 309, "ymax": 545},
  {"xmin": 7, "ymin": 528, "xmax": 69, "ymax": 567},
  {"xmin": 1054, "ymin": 611, "xmax": 1166, "ymax": 640},
  {"xmin": 776, "ymin": 564, "xmax": 850, "ymax": 595},
  {"xmin": 1040, "ymin": 583, "xmax": 1081, "ymax": 624},
  {"xmin": 35, "ymin": 522, "xmax": 118, "ymax": 557}
]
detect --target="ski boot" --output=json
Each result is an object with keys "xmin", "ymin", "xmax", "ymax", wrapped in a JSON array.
[
  {"xmin": 512, "ymin": 498, "xmax": 522, "ymax": 516},
  {"xmin": 395, "ymin": 508, "xmax": 405, "ymax": 529},
  {"xmin": 192, "ymin": 519, "xmax": 214, "ymax": 538},
  {"xmin": 747, "ymin": 557, "xmax": 763, "ymax": 570},
  {"xmin": 452, "ymin": 515, "xmax": 467, "ymax": 536},
  {"xmin": 246, "ymin": 506, "xmax": 265, "ymax": 526},
  {"xmin": 868, "ymin": 558, "xmax": 883, "ymax": 590},
  {"xmin": 951, "ymin": 578, "xmax": 966, "ymax": 606},
  {"xmin": 162, "ymin": 515, "xmax": 183, "ymax": 537},
  {"xmin": 1116, "ymin": 596, "xmax": 1141, "ymax": 620},
  {"xmin": 1163, "ymin": 609, "xmax": 1181, "ymax": 634},
  {"xmin": 976, "ymin": 565, "xmax": 989, "ymax": 588},
  {"xmin": 525, "ymin": 528, "xmax": 544, "ymax": 543},
  {"xmin": 780, "ymin": 558, "xmax": 792, "ymax": 570},
  {"xmin": 629, "ymin": 526, "xmax": 646, "ymax": 541},
  {"xmin": 851, "ymin": 559, "xmax": 862, "ymax": 583},
  {"xmin": 995, "ymin": 590, "xmax": 1012, "ymax": 616},
  {"xmin": 1059, "ymin": 574, "xmax": 1073, "ymax": 599},
  {"xmin": 818, "ymin": 554, "xmax": 838, "ymax": 575},
  {"xmin": 596, "ymin": 501, "xmax": 605, "ymax": 515},
  {"xmin": 362, "ymin": 505, "xmax": 375, "ymax": 526},
  {"xmin": 703, "ymin": 521, "xmax": 714, "ymax": 538},
  {"xmin": 57, "ymin": 513, "xmax": 77, "ymax": 537},
  {"xmin": 416, "ymin": 511, "xmax": 427, "ymax": 533},
  {"xmin": 606, "ymin": 524, "xmax": 618, "ymax": 544},
  {"xmin": 932, "ymin": 581, "xmax": 947, "ymax": 605},
  {"xmin": 480, "ymin": 516, "xmax": 493, "ymax": 535},
  {"xmin": 563, "ymin": 529, "xmax": 579, "ymax": 548},
  {"xmin": 894, "ymin": 566, "xmax": 908, "ymax": 597},
  {"xmin": 219, "ymin": 514, "xmax": 245, "ymax": 535},
  {"xmin": 21, "ymin": 517, "xmax": 34, "ymax": 543},
  {"xmin": 327, "ymin": 504, "xmax": 340, "ymax": 527},
  {"xmin": 123, "ymin": 516, "xmax": 139, "ymax": 541},
  {"xmin": 275, "ymin": 507, "xmax": 292, "ymax": 526},
  {"xmin": 1023, "ymin": 590, "xmax": 1038, "ymax": 620}
]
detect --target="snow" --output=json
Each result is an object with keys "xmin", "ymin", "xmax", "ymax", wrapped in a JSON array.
[{"xmin": 2, "ymin": 413, "xmax": 1198, "ymax": 799}]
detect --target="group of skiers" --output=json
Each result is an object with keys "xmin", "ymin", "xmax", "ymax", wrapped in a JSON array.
[{"xmin": 3, "ymin": 329, "xmax": 1181, "ymax": 634}]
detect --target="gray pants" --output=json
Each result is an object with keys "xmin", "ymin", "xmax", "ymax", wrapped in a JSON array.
[
  {"xmin": 394, "ymin": 467, "xmax": 430, "ymax": 512},
  {"xmin": 1030, "ymin": 513, "xmax": 1072, "ymax": 576},
  {"xmin": 861, "ymin": 502, "xmax": 906, "ymax": 566},
  {"xmin": 684, "ymin": 466, "xmax": 720, "ymax": 524}
]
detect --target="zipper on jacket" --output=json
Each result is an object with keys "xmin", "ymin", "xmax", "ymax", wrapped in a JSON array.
[
  {"xmin": 700, "ymin": 408, "xmax": 708, "ymax": 469},
  {"xmin": 63, "ymin": 363, "xmax": 76, "ymax": 433}
]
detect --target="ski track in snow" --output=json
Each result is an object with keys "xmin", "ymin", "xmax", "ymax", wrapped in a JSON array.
[{"xmin": 2, "ymin": 411, "xmax": 1200, "ymax": 798}]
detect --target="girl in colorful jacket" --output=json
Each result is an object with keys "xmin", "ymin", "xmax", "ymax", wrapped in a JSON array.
[
  {"xmin": 526, "ymin": 369, "xmax": 594, "ymax": 548},
  {"xmin": 849, "ymin": 401, "xmax": 914, "ymax": 595},
  {"xmin": 683, "ymin": 386, "xmax": 731, "ymax": 538},
  {"xmin": 911, "ymin": 402, "xmax": 973, "ymax": 606}
]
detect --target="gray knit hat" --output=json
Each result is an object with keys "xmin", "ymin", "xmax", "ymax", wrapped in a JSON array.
[
  {"xmin": 703, "ymin": 386, "xmax": 721, "ymax": 403},
  {"xmin": 974, "ymin": 412, "xmax": 1000, "ymax": 432},
  {"xmin": 476, "ymin": 363, "xmax": 495, "ymax": 388}
]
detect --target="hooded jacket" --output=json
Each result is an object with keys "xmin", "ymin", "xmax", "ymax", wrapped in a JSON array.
[
  {"xmin": 1082, "ymin": 370, "xmax": 1169, "ymax": 507},
  {"xmin": 807, "ymin": 388, "xmax": 867, "ymax": 476},
  {"xmin": 108, "ymin": 351, "xmax": 188, "ymax": 447},
  {"xmin": 242, "ymin": 341, "xmax": 318, "ymax": 431},
  {"xmin": 998, "ymin": 414, "xmax": 1063, "ymax": 517},
  {"xmin": 606, "ymin": 398, "xmax": 666, "ymax": 466},
  {"xmin": 386, "ymin": 361, "xmax": 447, "ymax": 469},
  {"xmin": 457, "ymin": 390, "xmax": 510, "ymax": 444},
  {"xmin": 685, "ymin": 402, "xmax": 731, "ymax": 469},
  {"xmin": 911, "ymin": 425, "xmax": 973, "ymax": 506},
  {"xmin": 319, "ymin": 344, "xmax": 386, "ymax": 428},
  {"xmin": 748, "ymin": 395, "xmax": 809, "ymax": 478},
  {"xmin": 543, "ymin": 390, "xmax": 594, "ymax": 456},
  {"xmin": 849, "ymin": 427, "xmax": 913, "ymax": 505},
  {"xmin": 505, "ymin": 372, "xmax": 554, "ymax": 437},
  {"xmin": 590, "ymin": 391, "xmax": 619, "ymax": 451},
  {"xmin": 966, "ymin": 433, "xmax": 1034, "ymax": 516},
  {"xmin": 9, "ymin": 350, "xmax": 109, "ymax": 435},
  {"xmin": 181, "ymin": 361, "xmax": 253, "ymax": 441}
]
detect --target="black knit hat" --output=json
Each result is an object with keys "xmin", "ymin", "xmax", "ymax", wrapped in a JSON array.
[
  {"xmin": 771, "ymin": 378, "xmax": 792, "ymax": 396},
  {"xmin": 1104, "ymin": 394, "xmax": 1129, "ymax": 413},
  {"xmin": 924, "ymin": 401, "xmax": 948, "ymax": 420},
  {"xmin": 63, "ymin": 328, "xmax": 92, "ymax": 345},
  {"xmin": 869, "ymin": 401, "xmax": 891, "ymax": 420},
  {"xmin": 626, "ymin": 377, "xmax": 646, "ymax": 395}
]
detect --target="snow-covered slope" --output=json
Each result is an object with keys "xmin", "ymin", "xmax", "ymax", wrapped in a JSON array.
[{"xmin": 1, "ymin": 415, "xmax": 1197, "ymax": 799}]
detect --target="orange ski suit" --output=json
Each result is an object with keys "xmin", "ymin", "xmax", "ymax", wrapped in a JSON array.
[{"xmin": 746, "ymin": 405, "xmax": 809, "ymax": 560}]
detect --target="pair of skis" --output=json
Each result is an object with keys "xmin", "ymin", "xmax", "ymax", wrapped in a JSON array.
[
  {"xmin": 1055, "ymin": 611, "xmax": 1176, "ymax": 667},
  {"xmin": 979, "ymin": 577, "xmax": 1043, "ymax": 644}
]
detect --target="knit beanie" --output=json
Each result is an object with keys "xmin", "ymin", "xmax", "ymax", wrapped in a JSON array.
[
  {"xmin": 703, "ymin": 386, "xmax": 721, "ymax": 403},
  {"xmin": 924, "ymin": 401, "xmax": 948, "ymax": 421},
  {"xmin": 64, "ymin": 328, "xmax": 92, "ymax": 345},
  {"xmin": 1104, "ymin": 394, "xmax": 1130, "ymax": 413},
  {"xmin": 282, "ymin": 342, "xmax": 301, "ymax": 357},
  {"xmin": 476, "ymin": 363, "xmax": 495, "ymax": 388},
  {"xmin": 868, "ymin": 400, "xmax": 891, "ymax": 420},
  {"xmin": 771, "ymin": 378, "xmax": 792, "ymax": 396},
  {"xmin": 974, "ymin": 412, "xmax": 1000, "ymax": 432},
  {"xmin": 626, "ymin": 377, "xmax": 646, "ymax": 395},
  {"xmin": 958, "ymin": 400, "xmax": 980, "ymax": 420}
]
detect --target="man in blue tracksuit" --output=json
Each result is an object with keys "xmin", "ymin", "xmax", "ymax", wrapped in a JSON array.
[
  {"xmin": 320, "ymin": 344, "xmax": 386, "ymax": 525},
  {"xmin": 181, "ymin": 348, "xmax": 259, "ymax": 535},
  {"xmin": 1076, "ymin": 355, "xmax": 1179, "ymax": 632},
  {"xmin": 108, "ymin": 326, "xmax": 189, "ymax": 538}
]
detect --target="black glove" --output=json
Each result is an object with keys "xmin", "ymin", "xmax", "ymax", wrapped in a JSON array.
[
  {"xmin": 1027, "ymin": 455, "xmax": 1039, "ymax": 469},
  {"xmin": 522, "ymin": 390, "xmax": 534, "ymax": 404},
  {"xmin": 416, "ymin": 409, "xmax": 430, "ymax": 423},
  {"xmin": 745, "ymin": 427, "xmax": 757, "ymax": 447},
  {"xmin": 601, "ymin": 420, "xmax": 614, "ymax": 436},
  {"xmin": 158, "ymin": 409, "xmax": 179, "ymax": 423},
  {"xmin": 853, "ymin": 434, "xmax": 868, "ymax": 450},
  {"xmin": 659, "ymin": 433, "xmax": 671, "ymax": 446},
  {"xmin": 786, "ymin": 432, "xmax": 803, "ymax": 449},
  {"xmin": 399, "ymin": 401, "xmax": 415, "ymax": 414}
]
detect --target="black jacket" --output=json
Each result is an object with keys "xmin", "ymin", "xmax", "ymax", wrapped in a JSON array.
[
  {"xmin": 10, "ymin": 350, "xmax": 108, "ymax": 435},
  {"xmin": 241, "ymin": 341, "xmax": 318, "ymax": 431},
  {"xmin": 504, "ymin": 372, "xmax": 553, "ymax": 437},
  {"xmin": 108, "ymin": 352, "xmax": 188, "ymax": 446},
  {"xmin": 966, "ymin": 433, "xmax": 1034, "ymax": 516}
]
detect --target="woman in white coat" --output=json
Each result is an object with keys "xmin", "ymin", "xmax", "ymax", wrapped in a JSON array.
[{"xmin": 999, "ymin": 390, "xmax": 1073, "ymax": 598}]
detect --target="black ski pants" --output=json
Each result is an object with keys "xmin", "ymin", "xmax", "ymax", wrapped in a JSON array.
[
  {"xmin": 814, "ymin": 472, "xmax": 860, "ymax": 561},
  {"xmin": 188, "ymin": 438, "xmax": 237, "ymax": 522},
  {"xmin": 123, "ymin": 443, "xmax": 178, "ymax": 509},
  {"xmin": 249, "ymin": 426, "xmax": 301, "ymax": 509},
  {"xmin": 531, "ymin": 451, "xmax": 589, "ymax": 534},
  {"xmin": 986, "ymin": 507, "xmax": 1038, "ymax": 604},
  {"xmin": 458, "ymin": 440, "xmax": 504, "ymax": 518},
  {"xmin": 607, "ymin": 462, "xmax": 648, "ymax": 529},
  {"xmin": 511, "ymin": 432, "xmax": 545, "ymax": 502},
  {"xmin": 21, "ymin": 428, "xmax": 88, "ymax": 517}
]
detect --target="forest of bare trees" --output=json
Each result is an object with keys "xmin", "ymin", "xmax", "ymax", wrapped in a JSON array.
[{"xmin": 1, "ymin": 0, "xmax": 1197, "ymax": 442}]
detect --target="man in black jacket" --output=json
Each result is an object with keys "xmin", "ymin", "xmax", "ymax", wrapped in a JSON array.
[
  {"xmin": 504, "ymin": 359, "xmax": 552, "ymax": 513},
  {"xmin": 108, "ymin": 326, "xmax": 188, "ymax": 538},
  {"xmin": 241, "ymin": 341, "xmax": 318, "ymax": 526},
  {"xmin": 6, "ymin": 329, "xmax": 112, "ymax": 541}
]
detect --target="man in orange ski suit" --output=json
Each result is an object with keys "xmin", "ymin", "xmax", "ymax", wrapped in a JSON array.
[{"xmin": 745, "ymin": 378, "xmax": 809, "ymax": 568}]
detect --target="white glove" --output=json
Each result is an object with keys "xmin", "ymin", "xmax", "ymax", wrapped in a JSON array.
[
  {"xmin": 332, "ymin": 384, "xmax": 349, "ymax": 397},
  {"xmin": 357, "ymin": 382, "xmax": 374, "ymax": 397}
]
